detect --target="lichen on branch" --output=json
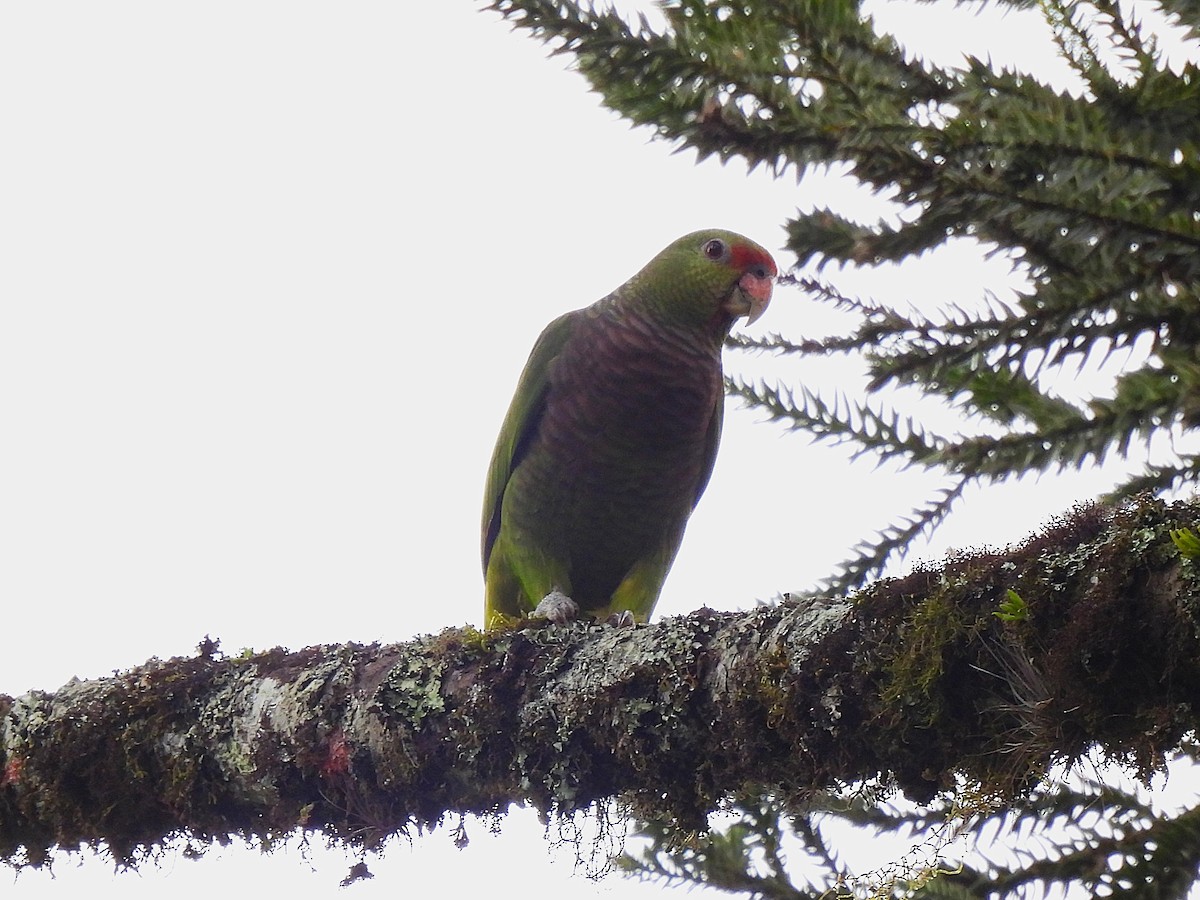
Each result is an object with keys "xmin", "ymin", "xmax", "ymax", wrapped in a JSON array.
[{"xmin": 3, "ymin": 496, "xmax": 1200, "ymax": 869}]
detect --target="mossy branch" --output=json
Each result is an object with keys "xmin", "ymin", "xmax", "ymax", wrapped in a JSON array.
[{"xmin": 5, "ymin": 496, "xmax": 1200, "ymax": 870}]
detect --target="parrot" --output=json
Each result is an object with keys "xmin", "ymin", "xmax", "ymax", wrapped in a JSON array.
[{"xmin": 481, "ymin": 229, "xmax": 777, "ymax": 629}]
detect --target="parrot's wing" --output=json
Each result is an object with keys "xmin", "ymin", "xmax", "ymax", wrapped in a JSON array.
[
  {"xmin": 693, "ymin": 386, "xmax": 724, "ymax": 508},
  {"xmin": 481, "ymin": 309, "xmax": 581, "ymax": 573}
]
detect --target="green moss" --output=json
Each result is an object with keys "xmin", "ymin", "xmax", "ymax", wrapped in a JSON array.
[{"xmin": 881, "ymin": 578, "xmax": 980, "ymax": 724}]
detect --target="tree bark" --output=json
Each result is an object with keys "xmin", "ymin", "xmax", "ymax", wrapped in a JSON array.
[{"xmin": 4, "ymin": 496, "xmax": 1200, "ymax": 868}]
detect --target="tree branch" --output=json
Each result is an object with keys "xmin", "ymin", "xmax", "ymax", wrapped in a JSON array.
[{"xmin": 4, "ymin": 496, "xmax": 1200, "ymax": 869}]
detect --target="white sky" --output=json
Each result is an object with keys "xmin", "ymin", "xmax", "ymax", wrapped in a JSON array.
[{"xmin": 2, "ymin": 1, "xmax": 1195, "ymax": 897}]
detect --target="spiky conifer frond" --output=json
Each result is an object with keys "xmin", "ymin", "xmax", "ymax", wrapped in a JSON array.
[
  {"xmin": 489, "ymin": 3, "xmax": 1200, "ymax": 898},
  {"xmin": 621, "ymin": 756, "xmax": 1200, "ymax": 900},
  {"xmin": 493, "ymin": 0, "xmax": 1200, "ymax": 591}
]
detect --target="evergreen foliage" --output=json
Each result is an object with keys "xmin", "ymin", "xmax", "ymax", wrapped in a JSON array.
[
  {"xmin": 620, "ymin": 756, "xmax": 1200, "ymax": 899},
  {"xmin": 489, "ymin": 0, "xmax": 1200, "ymax": 592},
  {"xmin": 487, "ymin": 0, "xmax": 1200, "ymax": 896}
]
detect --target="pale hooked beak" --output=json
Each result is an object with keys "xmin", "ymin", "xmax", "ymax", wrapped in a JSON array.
[{"xmin": 725, "ymin": 270, "xmax": 775, "ymax": 325}]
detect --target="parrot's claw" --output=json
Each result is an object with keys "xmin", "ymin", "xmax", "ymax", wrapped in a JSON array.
[
  {"xmin": 533, "ymin": 589, "xmax": 580, "ymax": 625},
  {"xmin": 606, "ymin": 610, "xmax": 636, "ymax": 627}
]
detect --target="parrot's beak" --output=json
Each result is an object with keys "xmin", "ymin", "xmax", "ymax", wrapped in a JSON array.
[{"xmin": 726, "ymin": 270, "xmax": 774, "ymax": 326}]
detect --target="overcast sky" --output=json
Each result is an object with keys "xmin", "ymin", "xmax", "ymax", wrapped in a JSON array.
[{"xmin": 3, "ymin": 2, "xmax": 1195, "ymax": 897}]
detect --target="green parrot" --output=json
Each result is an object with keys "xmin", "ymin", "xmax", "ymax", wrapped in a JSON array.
[{"xmin": 481, "ymin": 229, "xmax": 777, "ymax": 628}]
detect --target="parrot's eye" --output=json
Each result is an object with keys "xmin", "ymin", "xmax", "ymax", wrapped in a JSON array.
[{"xmin": 703, "ymin": 239, "xmax": 727, "ymax": 260}]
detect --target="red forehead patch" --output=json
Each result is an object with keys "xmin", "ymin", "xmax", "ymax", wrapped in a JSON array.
[{"xmin": 729, "ymin": 242, "xmax": 778, "ymax": 276}]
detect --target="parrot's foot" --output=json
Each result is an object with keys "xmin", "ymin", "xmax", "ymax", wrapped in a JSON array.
[
  {"xmin": 606, "ymin": 610, "xmax": 636, "ymax": 627},
  {"xmin": 533, "ymin": 589, "xmax": 580, "ymax": 625}
]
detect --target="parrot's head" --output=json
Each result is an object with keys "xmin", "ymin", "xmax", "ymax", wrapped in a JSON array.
[{"xmin": 632, "ymin": 229, "xmax": 778, "ymax": 334}]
